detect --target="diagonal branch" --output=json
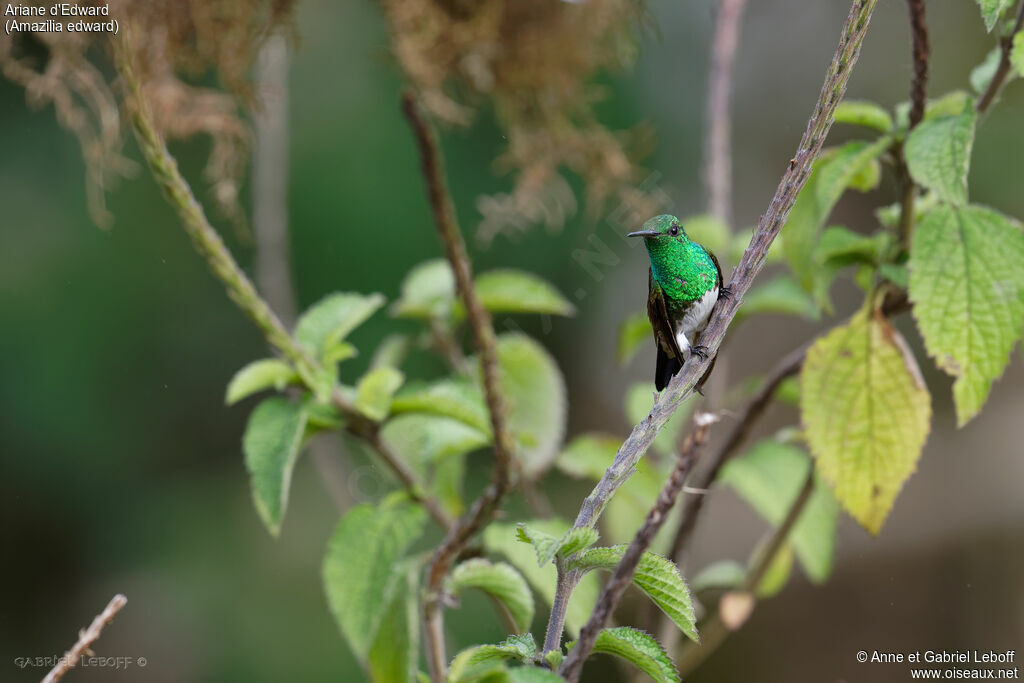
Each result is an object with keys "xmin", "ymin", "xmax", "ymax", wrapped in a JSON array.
[
  {"xmin": 401, "ymin": 92, "xmax": 516, "ymax": 683},
  {"xmin": 976, "ymin": 0, "xmax": 1024, "ymax": 113},
  {"xmin": 704, "ymin": 0, "xmax": 748, "ymax": 226},
  {"xmin": 541, "ymin": 0, "xmax": 880, "ymax": 654},
  {"xmin": 114, "ymin": 36, "xmax": 453, "ymax": 532},
  {"xmin": 559, "ymin": 417, "xmax": 714, "ymax": 682},
  {"xmin": 43, "ymin": 594, "xmax": 127, "ymax": 683}
]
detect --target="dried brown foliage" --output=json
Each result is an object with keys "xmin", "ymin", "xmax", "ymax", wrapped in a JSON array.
[{"xmin": 0, "ymin": 0, "xmax": 296, "ymax": 226}]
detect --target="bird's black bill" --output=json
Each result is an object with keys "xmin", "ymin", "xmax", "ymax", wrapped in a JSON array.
[{"xmin": 627, "ymin": 230, "xmax": 659, "ymax": 238}]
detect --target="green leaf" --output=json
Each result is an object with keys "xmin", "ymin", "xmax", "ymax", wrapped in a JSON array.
[
  {"xmin": 392, "ymin": 259, "xmax": 456, "ymax": 319},
  {"xmin": 618, "ymin": 311, "xmax": 653, "ymax": 366},
  {"xmin": 879, "ymin": 263, "xmax": 909, "ymax": 289},
  {"xmin": 905, "ymin": 104, "xmax": 977, "ymax": 206},
  {"xmin": 691, "ymin": 561, "xmax": 746, "ymax": 592},
  {"xmin": 977, "ymin": 0, "xmax": 1013, "ymax": 31},
  {"xmin": 450, "ymin": 559, "xmax": 535, "ymax": 633},
  {"xmin": 625, "ymin": 383, "xmax": 693, "ymax": 457},
  {"xmin": 226, "ymin": 358, "xmax": 298, "ymax": 405},
  {"xmin": 573, "ymin": 627, "xmax": 679, "ymax": 683},
  {"xmin": 783, "ymin": 137, "xmax": 892, "ymax": 292},
  {"xmin": 516, "ymin": 524, "xmax": 561, "ymax": 567},
  {"xmin": 382, "ymin": 414, "xmax": 489, "ymax": 467},
  {"xmin": 447, "ymin": 634, "xmax": 537, "ymax": 682},
  {"xmin": 908, "ymin": 205, "xmax": 1024, "ymax": 425},
  {"xmin": 304, "ymin": 396, "xmax": 346, "ymax": 431},
  {"xmin": 848, "ymin": 157, "xmax": 882, "ymax": 193},
  {"xmin": 751, "ymin": 541, "xmax": 794, "ymax": 599},
  {"xmin": 295, "ymin": 292, "xmax": 385, "ymax": 361},
  {"xmin": 558, "ymin": 527, "xmax": 600, "ymax": 559},
  {"xmin": 484, "ymin": 521, "xmax": 599, "ymax": 636},
  {"xmin": 243, "ymin": 397, "xmax": 309, "ymax": 536},
  {"xmin": 569, "ymin": 547, "xmax": 698, "ymax": 642},
  {"xmin": 368, "ymin": 559, "xmax": 420, "ymax": 683},
  {"xmin": 924, "ymin": 91, "xmax": 972, "ymax": 120},
  {"xmin": 431, "ymin": 452, "xmax": 467, "ymax": 517},
  {"xmin": 556, "ymin": 434, "xmax": 620, "ymax": 480},
  {"xmin": 469, "ymin": 269, "xmax": 575, "ymax": 317},
  {"xmin": 506, "ymin": 666, "xmax": 564, "ymax": 682},
  {"xmin": 970, "ymin": 48, "xmax": 1003, "ymax": 95},
  {"xmin": 323, "ymin": 497, "xmax": 427, "ymax": 660},
  {"xmin": 735, "ymin": 275, "xmax": 819, "ymax": 323},
  {"xmin": 354, "ymin": 366, "xmax": 405, "ymax": 421},
  {"xmin": 720, "ymin": 440, "xmax": 839, "ymax": 582},
  {"xmin": 680, "ymin": 213, "xmax": 731, "ymax": 257},
  {"xmin": 371, "ymin": 334, "xmax": 412, "ymax": 370},
  {"xmin": 833, "ymin": 100, "xmax": 893, "ymax": 132},
  {"xmin": 485, "ymin": 334, "xmax": 567, "ymax": 476},
  {"xmin": 815, "ymin": 226, "xmax": 889, "ymax": 265},
  {"xmin": 391, "ymin": 379, "xmax": 492, "ymax": 435},
  {"xmin": 801, "ymin": 308, "xmax": 932, "ymax": 534},
  {"xmin": 601, "ymin": 457, "xmax": 679, "ymax": 555},
  {"xmin": 1012, "ymin": 32, "xmax": 1024, "ymax": 77}
]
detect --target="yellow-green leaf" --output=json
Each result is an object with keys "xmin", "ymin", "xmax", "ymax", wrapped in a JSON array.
[
  {"xmin": 1012, "ymin": 32, "xmax": 1024, "ymax": 77},
  {"xmin": 469, "ymin": 269, "xmax": 575, "ymax": 317},
  {"xmin": 909, "ymin": 205, "xmax": 1024, "ymax": 425},
  {"xmin": 977, "ymin": 0, "xmax": 1013, "ymax": 31},
  {"xmin": 449, "ymin": 559, "xmax": 535, "ymax": 634},
  {"xmin": 573, "ymin": 627, "xmax": 679, "ymax": 683},
  {"xmin": 834, "ymin": 100, "xmax": 893, "ymax": 132},
  {"xmin": 556, "ymin": 434, "xmax": 620, "ymax": 480},
  {"xmin": 800, "ymin": 308, "xmax": 931, "ymax": 535},
  {"xmin": 618, "ymin": 311, "xmax": 653, "ymax": 366},
  {"xmin": 368, "ymin": 559, "xmax": 420, "ymax": 683},
  {"xmin": 295, "ymin": 292, "xmax": 385, "ymax": 362},
  {"xmin": 905, "ymin": 105, "xmax": 977, "ymax": 207},
  {"xmin": 392, "ymin": 259, "xmax": 455, "ymax": 319},
  {"xmin": 226, "ymin": 358, "xmax": 298, "ymax": 405},
  {"xmin": 354, "ymin": 366, "xmax": 405, "ymax": 421}
]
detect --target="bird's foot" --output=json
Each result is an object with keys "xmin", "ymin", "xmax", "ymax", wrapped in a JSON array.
[
  {"xmin": 719, "ymin": 284, "xmax": 734, "ymax": 300},
  {"xmin": 691, "ymin": 345, "xmax": 710, "ymax": 360}
]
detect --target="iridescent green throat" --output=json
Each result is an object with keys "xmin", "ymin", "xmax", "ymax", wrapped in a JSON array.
[{"xmin": 645, "ymin": 232, "xmax": 718, "ymax": 303}]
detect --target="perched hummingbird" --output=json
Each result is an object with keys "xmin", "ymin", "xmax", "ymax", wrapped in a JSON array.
[{"xmin": 628, "ymin": 214, "xmax": 730, "ymax": 392}]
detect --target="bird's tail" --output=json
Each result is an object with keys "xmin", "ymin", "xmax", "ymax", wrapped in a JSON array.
[{"xmin": 655, "ymin": 347, "xmax": 682, "ymax": 392}]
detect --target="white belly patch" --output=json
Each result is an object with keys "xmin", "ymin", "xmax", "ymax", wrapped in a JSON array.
[{"xmin": 674, "ymin": 286, "xmax": 718, "ymax": 354}]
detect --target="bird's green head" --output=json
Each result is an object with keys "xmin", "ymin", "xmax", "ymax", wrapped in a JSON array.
[{"xmin": 627, "ymin": 214, "xmax": 692, "ymax": 262}]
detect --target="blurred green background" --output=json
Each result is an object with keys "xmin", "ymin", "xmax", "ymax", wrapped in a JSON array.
[{"xmin": 2, "ymin": 0, "xmax": 1022, "ymax": 681}]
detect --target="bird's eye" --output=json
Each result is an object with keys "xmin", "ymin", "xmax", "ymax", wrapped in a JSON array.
[{"xmin": 669, "ymin": 225, "xmax": 680, "ymax": 237}]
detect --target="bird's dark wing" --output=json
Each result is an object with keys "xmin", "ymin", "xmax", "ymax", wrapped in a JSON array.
[
  {"xmin": 647, "ymin": 269, "xmax": 684, "ymax": 391},
  {"xmin": 706, "ymin": 247, "xmax": 725, "ymax": 290}
]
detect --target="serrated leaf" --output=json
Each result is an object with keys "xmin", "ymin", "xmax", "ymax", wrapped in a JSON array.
[
  {"xmin": 450, "ymin": 559, "xmax": 534, "ymax": 633},
  {"xmin": 909, "ymin": 205, "xmax": 1024, "ymax": 425},
  {"xmin": 720, "ymin": 440, "xmax": 839, "ymax": 582},
  {"xmin": 323, "ymin": 497, "xmax": 426, "ymax": 660},
  {"xmin": 468, "ymin": 269, "xmax": 575, "ymax": 317},
  {"xmin": 484, "ymin": 521, "xmax": 599, "ymax": 636},
  {"xmin": 355, "ymin": 366, "xmax": 404, "ymax": 421},
  {"xmin": 977, "ymin": 0, "xmax": 1013, "ymax": 31},
  {"xmin": 382, "ymin": 414, "xmax": 490, "ymax": 467},
  {"xmin": 834, "ymin": 100, "xmax": 893, "ymax": 132},
  {"xmin": 569, "ymin": 547, "xmax": 698, "ymax": 642},
  {"xmin": 572, "ymin": 627, "xmax": 679, "ymax": 683},
  {"xmin": 691, "ymin": 561, "xmax": 747, "ymax": 592},
  {"xmin": 735, "ymin": 275, "xmax": 819, "ymax": 323},
  {"xmin": 801, "ymin": 308, "xmax": 932, "ymax": 534},
  {"xmin": 905, "ymin": 104, "xmax": 976, "ymax": 206},
  {"xmin": 618, "ymin": 311, "xmax": 653, "ymax": 366},
  {"xmin": 447, "ymin": 634, "xmax": 537, "ymax": 683},
  {"xmin": 556, "ymin": 434, "xmax": 620, "ymax": 480},
  {"xmin": 625, "ymin": 383, "xmax": 693, "ymax": 457},
  {"xmin": 226, "ymin": 358, "xmax": 298, "ymax": 405},
  {"xmin": 243, "ymin": 397, "xmax": 309, "ymax": 536},
  {"xmin": 680, "ymin": 214, "xmax": 731, "ymax": 257},
  {"xmin": 483, "ymin": 334, "xmax": 567, "ymax": 476},
  {"xmin": 295, "ymin": 292, "xmax": 385, "ymax": 362},
  {"xmin": 391, "ymin": 379, "xmax": 492, "ymax": 435},
  {"xmin": 368, "ymin": 559, "xmax": 420, "ymax": 683},
  {"xmin": 783, "ymin": 137, "xmax": 892, "ymax": 292},
  {"xmin": 558, "ymin": 527, "xmax": 600, "ymax": 558},
  {"xmin": 516, "ymin": 524, "xmax": 562, "ymax": 567},
  {"xmin": 971, "ymin": 48, "xmax": 1003, "ymax": 95},
  {"xmin": 392, "ymin": 259, "xmax": 456, "ymax": 319}
]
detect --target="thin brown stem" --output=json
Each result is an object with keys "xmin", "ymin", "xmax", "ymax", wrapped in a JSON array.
[
  {"xmin": 401, "ymin": 92, "xmax": 516, "ymax": 683},
  {"xmin": 559, "ymin": 419, "xmax": 713, "ymax": 682},
  {"xmin": 704, "ymin": 0, "xmax": 748, "ymax": 227},
  {"xmin": 541, "ymin": 0, "xmax": 880, "ymax": 653},
  {"xmin": 976, "ymin": 0, "xmax": 1024, "ymax": 114},
  {"xmin": 42, "ymin": 594, "xmax": 127, "ymax": 683},
  {"xmin": 897, "ymin": 0, "xmax": 930, "ymax": 249}
]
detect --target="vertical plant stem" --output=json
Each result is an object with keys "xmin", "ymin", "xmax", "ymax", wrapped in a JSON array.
[
  {"xmin": 401, "ymin": 92, "xmax": 516, "ymax": 683},
  {"xmin": 559, "ymin": 419, "xmax": 713, "ymax": 682},
  {"xmin": 897, "ymin": 0, "xmax": 930, "ymax": 249},
  {"xmin": 541, "ymin": 0, "xmax": 880, "ymax": 653}
]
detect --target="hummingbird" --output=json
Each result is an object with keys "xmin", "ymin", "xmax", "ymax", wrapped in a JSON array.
[{"xmin": 628, "ymin": 214, "xmax": 730, "ymax": 392}]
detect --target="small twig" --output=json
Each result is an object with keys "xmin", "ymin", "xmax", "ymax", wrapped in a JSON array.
[
  {"xmin": 703, "ymin": 0, "xmax": 748, "ymax": 227},
  {"xmin": 559, "ymin": 419, "xmax": 714, "ymax": 682},
  {"xmin": 976, "ymin": 0, "xmax": 1024, "ymax": 114},
  {"xmin": 115, "ymin": 36, "xmax": 452, "ymax": 532},
  {"xmin": 42, "ymin": 594, "xmax": 127, "ymax": 683},
  {"xmin": 401, "ymin": 92, "xmax": 516, "ymax": 683},
  {"xmin": 897, "ymin": 0, "xmax": 930, "ymax": 249},
  {"xmin": 541, "ymin": 0, "xmax": 880, "ymax": 653},
  {"xmin": 675, "ymin": 466, "xmax": 815, "ymax": 677}
]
